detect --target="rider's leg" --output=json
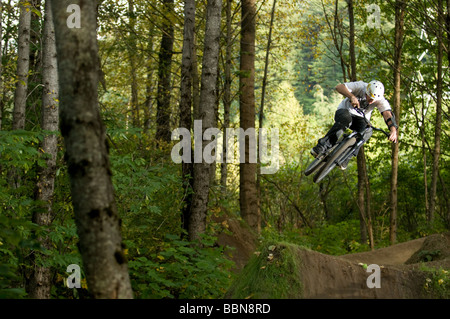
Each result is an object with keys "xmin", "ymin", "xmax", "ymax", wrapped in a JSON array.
[
  {"xmin": 311, "ymin": 109, "xmax": 352, "ymax": 157},
  {"xmin": 351, "ymin": 117, "xmax": 373, "ymax": 156}
]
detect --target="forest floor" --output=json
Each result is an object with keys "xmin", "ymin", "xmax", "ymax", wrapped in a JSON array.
[{"xmin": 219, "ymin": 218, "xmax": 450, "ymax": 299}]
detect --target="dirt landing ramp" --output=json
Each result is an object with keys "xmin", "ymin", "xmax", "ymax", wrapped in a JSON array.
[
  {"xmin": 339, "ymin": 237, "xmax": 426, "ymax": 266},
  {"xmin": 226, "ymin": 241, "xmax": 438, "ymax": 299},
  {"xmin": 297, "ymin": 247, "xmax": 426, "ymax": 298}
]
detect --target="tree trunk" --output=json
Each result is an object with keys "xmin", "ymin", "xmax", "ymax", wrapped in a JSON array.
[
  {"xmin": 128, "ymin": 0, "xmax": 139, "ymax": 128},
  {"xmin": 51, "ymin": 0, "xmax": 133, "ymax": 299},
  {"xmin": 189, "ymin": 0, "xmax": 223, "ymax": 242},
  {"xmin": 446, "ymin": 0, "xmax": 450, "ymax": 65},
  {"xmin": 13, "ymin": 0, "xmax": 31, "ymax": 130},
  {"xmin": 356, "ymin": 151, "xmax": 368, "ymax": 244},
  {"xmin": 240, "ymin": 0, "xmax": 260, "ymax": 234},
  {"xmin": 27, "ymin": 0, "xmax": 45, "ymax": 130},
  {"xmin": 257, "ymin": 0, "xmax": 276, "ymax": 223},
  {"xmin": 319, "ymin": 182, "xmax": 331, "ymax": 221},
  {"xmin": 144, "ymin": 27, "xmax": 155, "ymax": 133},
  {"xmin": 220, "ymin": 0, "xmax": 233, "ymax": 191},
  {"xmin": 155, "ymin": 0, "xmax": 174, "ymax": 143},
  {"xmin": 347, "ymin": 0, "xmax": 372, "ymax": 247},
  {"xmin": 429, "ymin": 0, "xmax": 444, "ymax": 223},
  {"xmin": 192, "ymin": 35, "xmax": 200, "ymax": 121},
  {"xmin": 420, "ymin": 92, "xmax": 430, "ymax": 221},
  {"xmin": 362, "ymin": 148, "xmax": 374, "ymax": 250},
  {"xmin": 29, "ymin": 0, "xmax": 41, "ymax": 73},
  {"xmin": 0, "ymin": 1, "xmax": 3, "ymax": 130},
  {"xmin": 28, "ymin": 0, "xmax": 58, "ymax": 299},
  {"xmin": 390, "ymin": 0, "xmax": 406, "ymax": 244},
  {"xmin": 346, "ymin": 0, "xmax": 356, "ymax": 81},
  {"xmin": 180, "ymin": 0, "xmax": 196, "ymax": 233}
]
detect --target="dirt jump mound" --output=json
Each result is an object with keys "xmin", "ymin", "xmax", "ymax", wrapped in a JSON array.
[{"xmin": 225, "ymin": 233, "xmax": 450, "ymax": 299}]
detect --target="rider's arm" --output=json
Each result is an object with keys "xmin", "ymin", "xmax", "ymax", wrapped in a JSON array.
[
  {"xmin": 335, "ymin": 83, "xmax": 360, "ymax": 108},
  {"xmin": 382, "ymin": 110, "xmax": 398, "ymax": 143}
]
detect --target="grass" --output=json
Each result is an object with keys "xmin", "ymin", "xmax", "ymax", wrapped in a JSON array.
[{"xmin": 421, "ymin": 265, "xmax": 450, "ymax": 299}]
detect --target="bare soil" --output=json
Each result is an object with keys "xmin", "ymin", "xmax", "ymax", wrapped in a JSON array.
[{"xmin": 217, "ymin": 218, "xmax": 450, "ymax": 298}]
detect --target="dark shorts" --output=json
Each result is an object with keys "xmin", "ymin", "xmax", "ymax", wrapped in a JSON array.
[{"xmin": 320, "ymin": 108, "xmax": 373, "ymax": 147}]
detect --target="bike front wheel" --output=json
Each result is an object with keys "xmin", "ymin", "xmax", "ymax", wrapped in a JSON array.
[{"xmin": 313, "ymin": 136, "xmax": 357, "ymax": 184}]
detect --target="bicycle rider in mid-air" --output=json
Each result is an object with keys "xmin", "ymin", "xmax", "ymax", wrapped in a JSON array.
[{"xmin": 310, "ymin": 80, "xmax": 398, "ymax": 170}]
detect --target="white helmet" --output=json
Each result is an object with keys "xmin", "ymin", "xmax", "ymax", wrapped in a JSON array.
[{"xmin": 366, "ymin": 80, "xmax": 384, "ymax": 101}]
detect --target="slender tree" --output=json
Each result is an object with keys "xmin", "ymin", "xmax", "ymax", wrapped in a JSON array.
[
  {"xmin": 390, "ymin": 0, "xmax": 407, "ymax": 244},
  {"xmin": 179, "ymin": 0, "xmax": 196, "ymax": 232},
  {"xmin": 429, "ymin": 0, "xmax": 444, "ymax": 223},
  {"xmin": 156, "ymin": 0, "xmax": 174, "ymax": 143},
  {"xmin": 347, "ymin": 0, "xmax": 356, "ymax": 81},
  {"xmin": 128, "ymin": 0, "xmax": 139, "ymax": 128},
  {"xmin": 0, "ymin": 1, "xmax": 3, "ymax": 129},
  {"xmin": 189, "ymin": 0, "xmax": 223, "ymax": 241},
  {"xmin": 12, "ymin": 0, "xmax": 31, "ymax": 130},
  {"xmin": 220, "ymin": 0, "xmax": 233, "ymax": 191},
  {"xmin": 28, "ymin": 0, "xmax": 41, "ymax": 73},
  {"xmin": 346, "ymin": 0, "xmax": 373, "ymax": 248},
  {"xmin": 143, "ymin": 26, "xmax": 155, "ymax": 133},
  {"xmin": 51, "ymin": 0, "xmax": 133, "ymax": 299},
  {"xmin": 240, "ymin": 0, "xmax": 260, "ymax": 234},
  {"xmin": 28, "ymin": 0, "xmax": 58, "ymax": 298},
  {"xmin": 447, "ymin": 0, "xmax": 450, "ymax": 65},
  {"xmin": 257, "ymin": 0, "xmax": 277, "ymax": 216}
]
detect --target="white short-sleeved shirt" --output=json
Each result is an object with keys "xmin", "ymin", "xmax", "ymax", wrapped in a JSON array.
[{"xmin": 337, "ymin": 81, "xmax": 391, "ymax": 121}]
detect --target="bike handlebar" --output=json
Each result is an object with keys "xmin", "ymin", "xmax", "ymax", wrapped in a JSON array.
[{"xmin": 353, "ymin": 107, "xmax": 392, "ymax": 140}]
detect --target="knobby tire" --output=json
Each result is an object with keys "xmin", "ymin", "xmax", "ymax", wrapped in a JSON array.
[
  {"xmin": 305, "ymin": 157, "xmax": 325, "ymax": 176},
  {"xmin": 313, "ymin": 137, "xmax": 357, "ymax": 184}
]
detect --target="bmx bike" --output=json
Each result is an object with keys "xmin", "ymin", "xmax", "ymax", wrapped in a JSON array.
[{"xmin": 305, "ymin": 107, "xmax": 393, "ymax": 184}]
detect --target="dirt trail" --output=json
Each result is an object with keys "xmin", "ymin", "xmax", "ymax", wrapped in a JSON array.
[{"xmin": 339, "ymin": 237, "xmax": 426, "ymax": 266}]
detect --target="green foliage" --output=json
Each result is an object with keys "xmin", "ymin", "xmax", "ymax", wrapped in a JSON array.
[
  {"xmin": 417, "ymin": 250, "xmax": 441, "ymax": 263},
  {"xmin": 0, "ymin": 130, "xmax": 45, "ymax": 299},
  {"xmin": 127, "ymin": 234, "xmax": 234, "ymax": 299},
  {"xmin": 0, "ymin": 130, "xmax": 45, "ymax": 174},
  {"xmin": 226, "ymin": 242, "xmax": 303, "ymax": 299},
  {"xmin": 262, "ymin": 219, "xmax": 368, "ymax": 256},
  {"xmin": 109, "ymin": 136, "xmax": 185, "ymax": 243},
  {"xmin": 422, "ymin": 266, "xmax": 450, "ymax": 299},
  {"xmin": 107, "ymin": 124, "xmax": 235, "ymax": 299},
  {"xmin": 0, "ymin": 215, "xmax": 37, "ymax": 299},
  {"xmin": 288, "ymin": 0, "xmax": 345, "ymax": 114},
  {"xmin": 47, "ymin": 220, "xmax": 85, "ymax": 299},
  {"xmin": 303, "ymin": 221, "xmax": 365, "ymax": 255}
]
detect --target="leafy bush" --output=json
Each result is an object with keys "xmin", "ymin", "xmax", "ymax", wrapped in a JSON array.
[
  {"xmin": 302, "ymin": 220, "xmax": 368, "ymax": 255},
  {"xmin": 262, "ymin": 219, "xmax": 369, "ymax": 256},
  {"xmin": 226, "ymin": 242, "xmax": 303, "ymax": 299},
  {"xmin": 127, "ymin": 234, "xmax": 235, "ymax": 299},
  {"xmin": 422, "ymin": 266, "xmax": 450, "ymax": 299},
  {"xmin": 0, "ymin": 215, "xmax": 37, "ymax": 298}
]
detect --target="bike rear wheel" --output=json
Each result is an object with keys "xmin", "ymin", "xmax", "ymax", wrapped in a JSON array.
[
  {"xmin": 313, "ymin": 136, "xmax": 357, "ymax": 183},
  {"xmin": 305, "ymin": 156, "xmax": 325, "ymax": 176}
]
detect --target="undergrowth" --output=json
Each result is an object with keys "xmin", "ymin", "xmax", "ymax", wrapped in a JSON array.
[
  {"xmin": 421, "ymin": 265, "xmax": 450, "ymax": 299},
  {"xmin": 226, "ymin": 242, "xmax": 303, "ymax": 299}
]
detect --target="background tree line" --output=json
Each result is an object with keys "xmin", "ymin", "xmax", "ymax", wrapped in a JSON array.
[{"xmin": 0, "ymin": 0, "xmax": 448, "ymax": 298}]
